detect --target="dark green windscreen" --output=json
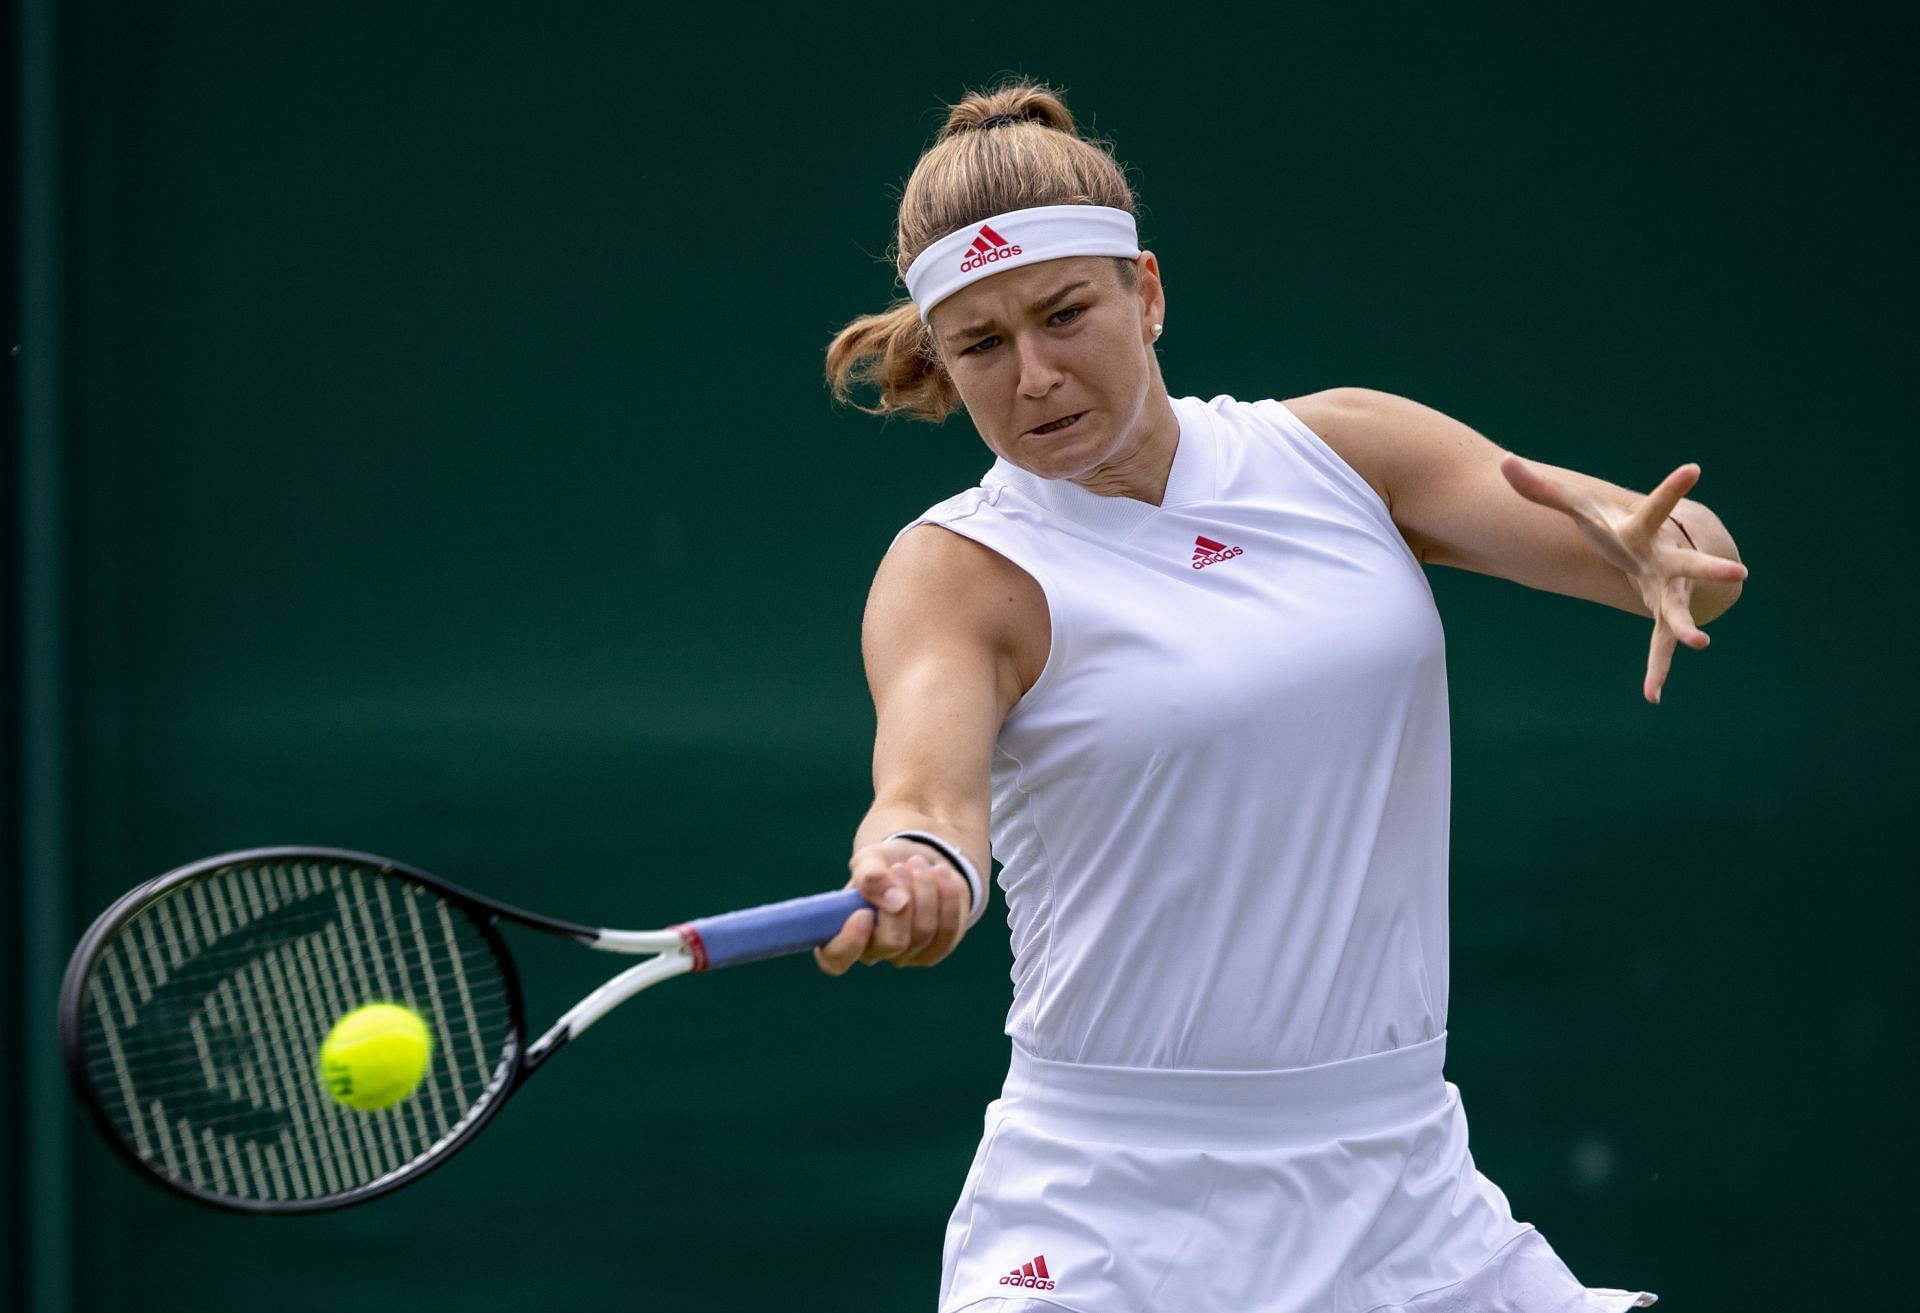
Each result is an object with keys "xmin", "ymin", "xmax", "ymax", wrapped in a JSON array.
[{"xmin": 8, "ymin": 4, "xmax": 1910, "ymax": 1310}]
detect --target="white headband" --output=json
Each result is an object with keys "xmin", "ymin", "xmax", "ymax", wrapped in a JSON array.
[{"xmin": 904, "ymin": 204, "xmax": 1141, "ymax": 322}]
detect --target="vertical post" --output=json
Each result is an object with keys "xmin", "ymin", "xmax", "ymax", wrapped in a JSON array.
[{"xmin": 16, "ymin": 0, "xmax": 73, "ymax": 1307}]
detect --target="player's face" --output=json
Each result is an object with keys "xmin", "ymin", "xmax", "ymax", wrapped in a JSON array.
[{"xmin": 931, "ymin": 253, "xmax": 1167, "ymax": 489}]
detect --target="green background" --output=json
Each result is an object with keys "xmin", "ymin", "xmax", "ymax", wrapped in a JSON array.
[{"xmin": 6, "ymin": 3, "xmax": 1911, "ymax": 1310}]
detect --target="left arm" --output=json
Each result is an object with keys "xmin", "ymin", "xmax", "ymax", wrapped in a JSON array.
[{"xmin": 1286, "ymin": 387, "xmax": 1749, "ymax": 703}]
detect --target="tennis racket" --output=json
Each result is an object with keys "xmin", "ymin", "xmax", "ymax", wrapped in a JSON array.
[{"xmin": 60, "ymin": 845, "xmax": 873, "ymax": 1214}]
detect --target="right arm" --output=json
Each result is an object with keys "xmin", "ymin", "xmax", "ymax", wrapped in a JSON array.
[{"xmin": 814, "ymin": 523, "xmax": 1049, "ymax": 975}]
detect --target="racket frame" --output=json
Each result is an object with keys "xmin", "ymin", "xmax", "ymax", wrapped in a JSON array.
[{"xmin": 58, "ymin": 845, "xmax": 682, "ymax": 1215}]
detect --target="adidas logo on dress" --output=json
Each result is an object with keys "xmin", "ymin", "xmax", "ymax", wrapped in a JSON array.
[
  {"xmin": 959, "ymin": 224, "xmax": 1022, "ymax": 273},
  {"xmin": 999, "ymin": 1254, "xmax": 1056, "ymax": 1291},
  {"xmin": 1191, "ymin": 534, "xmax": 1244, "ymax": 569}
]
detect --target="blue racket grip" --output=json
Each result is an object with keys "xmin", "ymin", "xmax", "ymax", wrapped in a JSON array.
[{"xmin": 675, "ymin": 888, "xmax": 873, "ymax": 971}]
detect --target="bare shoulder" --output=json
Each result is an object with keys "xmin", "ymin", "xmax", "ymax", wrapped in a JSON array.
[
  {"xmin": 1277, "ymin": 386, "xmax": 1405, "ymax": 509},
  {"xmin": 868, "ymin": 523, "xmax": 1047, "ymax": 628},
  {"xmin": 865, "ymin": 523, "xmax": 1050, "ymax": 706}
]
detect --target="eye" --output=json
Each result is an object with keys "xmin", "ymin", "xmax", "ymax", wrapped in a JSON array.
[
  {"xmin": 1050, "ymin": 307, "xmax": 1082, "ymax": 326},
  {"xmin": 963, "ymin": 335, "xmax": 1001, "ymax": 356}
]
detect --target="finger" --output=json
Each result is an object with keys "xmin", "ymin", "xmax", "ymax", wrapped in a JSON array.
[
  {"xmin": 851, "ymin": 863, "xmax": 911, "ymax": 916},
  {"xmin": 1645, "ymin": 612, "xmax": 1677, "ymax": 704},
  {"xmin": 932, "ymin": 868, "xmax": 969, "ymax": 964},
  {"xmin": 1662, "ymin": 579, "xmax": 1709, "ymax": 651},
  {"xmin": 902, "ymin": 866, "xmax": 965, "ymax": 967},
  {"xmin": 1500, "ymin": 455, "xmax": 1600, "ymax": 522},
  {"xmin": 899, "ymin": 858, "xmax": 940, "ymax": 963},
  {"xmin": 813, "ymin": 908, "xmax": 875, "ymax": 977},
  {"xmin": 894, "ymin": 867, "xmax": 960, "ymax": 967},
  {"xmin": 863, "ymin": 860, "xmax": 915, "ymax": 963},
  {"xmin": 1625, "ymin": 463, "xmax": 1701, "ymax": 540},
  {"xmin": 1670, "ymin": 547, "xmax": 1749, "ymax": 584}
]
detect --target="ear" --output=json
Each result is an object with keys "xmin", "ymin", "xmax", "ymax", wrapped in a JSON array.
[{"xmin": 1134, "ymin": 251, "xmax": 1165, "ymax": 341}]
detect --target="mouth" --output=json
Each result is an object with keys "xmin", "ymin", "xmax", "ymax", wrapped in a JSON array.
[{"xmin": 1027, "ymin": 411, "xmax": 1087, "ymax": 437}]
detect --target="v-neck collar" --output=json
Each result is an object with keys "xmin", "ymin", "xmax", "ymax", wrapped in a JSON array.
[{"xmin": 986, "ymin": 395, "xmax": 1217, "ymax": 539}]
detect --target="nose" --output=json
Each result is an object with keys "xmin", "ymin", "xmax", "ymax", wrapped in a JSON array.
[{"xmin": 1015, "ymin": 333, "xmax": 1064, "ymax": 401}]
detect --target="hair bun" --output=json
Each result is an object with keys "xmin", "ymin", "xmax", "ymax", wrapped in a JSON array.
[{"xmin": 939, "ymin": 80, "xmax": 1077, "ymax": 141}]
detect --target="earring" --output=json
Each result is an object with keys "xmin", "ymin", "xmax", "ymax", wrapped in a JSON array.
[{"xmin": 1152, "ymin": 323, "xmax": 1164, "ymax": 336}]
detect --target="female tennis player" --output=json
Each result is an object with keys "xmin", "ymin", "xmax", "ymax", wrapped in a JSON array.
[{"xmin": 816, "ymin": 79, "xmax": 1745, "ymax": 1312}]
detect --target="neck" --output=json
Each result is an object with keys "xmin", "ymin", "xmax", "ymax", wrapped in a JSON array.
[{"xmin": 1070, "ymin": 390, "xmax": 1180, "ymax": 505}]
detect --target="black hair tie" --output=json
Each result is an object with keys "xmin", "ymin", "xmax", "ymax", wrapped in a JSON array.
[{"xmin": 978, "ymin": 113, "xmax": 1023, "ymax": 130}]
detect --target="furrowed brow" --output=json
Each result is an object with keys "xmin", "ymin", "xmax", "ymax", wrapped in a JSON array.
[
  {"xmin": 1029, "ymin": 280, "xmax": 1093, "ymax": 317},
  {"xmin": 944, "ymin": 280, "xmax": 1095, "ymax": 345}
]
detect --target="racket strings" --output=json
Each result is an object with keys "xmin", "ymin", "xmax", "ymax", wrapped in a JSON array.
[
  {"xmin": 77, "ymin": 860, "xmax": 518, "ymax": 1205},
  {"xmin": 90, "ymin": 889, "xmax": 501, "ymax": 1199},
  {"xmin": 84, "ymin": 887, "xmax": 508, "ymax": 1011},
  {"xmin": 108, "ymin": 1077, "xmax": 509, "ymax": 1189},
  {"xmin": 91, "ymin": 937, "xmax": 514, "ymax": 1068},
  {"xmin": 80, "ymin": 982, "xmax": 516, "ymax": 1104}
]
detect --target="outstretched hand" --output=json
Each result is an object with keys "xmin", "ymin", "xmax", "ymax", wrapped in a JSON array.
[{"xmin": 1500, "ymin": 457, "xmax": 1748, "ymax": 704}]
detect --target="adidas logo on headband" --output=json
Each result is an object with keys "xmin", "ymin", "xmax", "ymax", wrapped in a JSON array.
[{"xmin": 960, "ymin": 224, "xmax": 1023, "ymax": 273}]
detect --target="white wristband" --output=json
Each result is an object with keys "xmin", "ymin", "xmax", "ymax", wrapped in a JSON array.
[{"xmin": 884, "ymin": 830, "xmax": 988, "ymax": 929}]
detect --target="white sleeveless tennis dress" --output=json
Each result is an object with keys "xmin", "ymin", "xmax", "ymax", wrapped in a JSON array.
[{"xmin": 902, "ymin": 395, "xmax": 1656, "ymax": 1312}]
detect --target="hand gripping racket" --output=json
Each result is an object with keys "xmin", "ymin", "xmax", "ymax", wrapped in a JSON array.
[{"xmin": 59, "ymin": 846, "xmax": 872, "ymax": 1214}]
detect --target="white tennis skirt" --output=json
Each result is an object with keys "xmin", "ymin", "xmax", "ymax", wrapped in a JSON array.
[{"xmin": 938, "ymin": 1034, "xmax": 1656, "ymax": 1312}]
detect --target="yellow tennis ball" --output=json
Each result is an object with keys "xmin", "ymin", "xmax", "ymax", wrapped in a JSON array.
[{"xmin": 318, "ymin": 1003, "xmax": 432, "ymax": 1112}]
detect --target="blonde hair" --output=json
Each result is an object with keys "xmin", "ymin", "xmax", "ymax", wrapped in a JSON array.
[{"xmin": 824, "ymin": 79, "xmax": 1140, "ymax": 424}]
